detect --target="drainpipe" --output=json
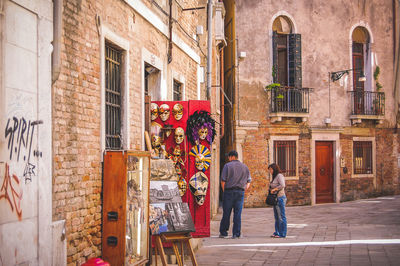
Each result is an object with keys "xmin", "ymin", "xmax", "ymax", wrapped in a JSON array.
[
  {"xmin": 52, "ymin": 0, "xmax": 62, "ymax": 84},
  {"xmin": 206, "ymin": 0, "xmax": 212, "ymax": 99}
]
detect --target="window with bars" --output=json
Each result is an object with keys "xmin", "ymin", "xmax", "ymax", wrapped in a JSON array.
[
  {"xmin": 353, "ymin": 141, "xmax": 373, "ymax": 174},
  {"xmin": 173, "ymin": 79, "xmax": 183, "ymax": 101},
  {"xmin": 273, "ymin": 140, "xmax": 296, "ymax": 177},
  {"xmin": 105, "ymin": 43, "xmax": 122, "ymax": 150}
]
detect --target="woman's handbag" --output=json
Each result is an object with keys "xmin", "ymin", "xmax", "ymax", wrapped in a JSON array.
[{"xmin": 265, "ymin": 189, "xmax": 278, "ymax": 206}]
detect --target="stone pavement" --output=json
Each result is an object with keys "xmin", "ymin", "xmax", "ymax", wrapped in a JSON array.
[{"xmin": 191, "ymin": 195, "xmax": 400, "ymax": 266}]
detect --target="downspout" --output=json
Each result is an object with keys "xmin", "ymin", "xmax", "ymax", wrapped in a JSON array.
[
  {"xmin": 52, "ymin": 0, "xmax": 62, "ymax": 84},
  {"xmin": 206, "ymin": 0, "xmax": 212, "ymax": 99},
  {"xmin": 220, "ymin": 47, "xmax": 225, "ymax": 138},
  {"xmin": 394, "ymin": 0, "xmax": 400, "ymax": 121}
]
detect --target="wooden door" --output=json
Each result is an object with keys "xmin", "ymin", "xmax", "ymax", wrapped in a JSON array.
[{"xmin": 316, "ymin": 141, "xmax": 334, "ymax": 203}]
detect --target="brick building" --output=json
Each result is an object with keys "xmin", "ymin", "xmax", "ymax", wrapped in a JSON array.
[
  {"xmin": 1, "ymin": 0, "xmax": 225, "ymax": 265},
  {"xmin": 51, "ymin": 0, "xmax": 224, "ymax": 264},
  {"xmin": 221, "ymin": 0, "xmax": 400, "ymax": 207}
]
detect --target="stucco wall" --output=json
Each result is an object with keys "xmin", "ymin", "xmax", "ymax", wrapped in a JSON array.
[
  {"xmin": 228, "ymin": 0, "xmax": 399, "ymax": 206},
  {"xmin": 235, "ymin": 0, "xmax": 395, "ymax": 127},
  {"xmin": 0, "ymin": 0, "xmax": 53, "ymax": 265}
]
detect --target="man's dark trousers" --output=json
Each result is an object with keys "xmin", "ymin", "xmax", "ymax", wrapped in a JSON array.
[{"xmin": 219, "ymin": 189, "xmax": 245, "ymax": 237}]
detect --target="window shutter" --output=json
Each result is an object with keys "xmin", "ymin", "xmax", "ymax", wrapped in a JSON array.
[
  {"xmin": 272, "ymin": 31, "xmax": 278, "ymax": 83},
  {"xmin": 288, "ymin": 34, "xmax": 302, "ymax": 88}
]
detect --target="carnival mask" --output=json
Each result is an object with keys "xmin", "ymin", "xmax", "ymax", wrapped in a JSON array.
[
  {"xmin": 174, "ymin": 127, "xmax": 185, "ymax": 144},
  {"xmin": 159, "ymin": 104, "xmax": 170, "ymax": 122},
  {"xmin": 172, "ymin": 103, "xmax": 184, "ymax": 120},
  {"xmin": 151, "ymin": 103, "xmax": 159, "ymax": 121},
  {"xmin": 198, "ymin": 127, "xmax": 208, "ymax": 141},
  {"xmin": 151, "ymin": 135, "xmax": 161, "ymax": 149},
  {"xmin": 189, "ymin": 172, "xmax": 209, "ymax": 205},
  {"xmin": 177, "ymin": 177, "xmax": 187, "ymax": 197},
  {"xmin": 189, "ymin": 144, "xmax": 211, "ymax": 172}
]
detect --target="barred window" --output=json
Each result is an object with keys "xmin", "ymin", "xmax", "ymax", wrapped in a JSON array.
[
  {"xmin": 105, "ymin": 43, "xmax": 122, "ymax": 150},
  {"xmin": 353, "ymin": 141, "xmax": 372, "ymax": 174},
  {"xmin": 274, "ymin": 140, "xmax": 296, "ymax": 176},
  {"xmin": 173, "ymin": 79, "xmax": 183, "ymax": 101}
]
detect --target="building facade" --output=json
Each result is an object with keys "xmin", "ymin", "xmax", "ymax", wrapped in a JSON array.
[
  {"xmin": 222, "ymin": 0, "xmax": 400, "ymax": 207},
  {"xmin": 52, "ymin": 0, "xmax": 223, "ymax": 264}
]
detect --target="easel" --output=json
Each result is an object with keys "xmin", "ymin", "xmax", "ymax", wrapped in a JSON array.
[{"xmin": 153, "ymin": 232, "xmax": 198, "ymax": 266}]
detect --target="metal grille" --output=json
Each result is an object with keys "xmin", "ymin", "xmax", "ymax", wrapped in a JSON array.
[
  {"xmin": 353, "ymin": 141, "xmax": 372, "ymax": 174},
  {"xmin": 105, "ymin": 44, "xmax": 122, "ymax": 150},
  {"xmin": 173, "ymin": 80, "xmax": 182, "ymax": 101},
  {"xmin": 274, "ymin": 140, "xmax": 296, "ymax": 176},
  {"xmin": 269, "ymin": 86, "xmax": 310, "ymax": 113}
]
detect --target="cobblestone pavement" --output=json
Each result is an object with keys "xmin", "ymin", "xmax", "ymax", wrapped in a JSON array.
[{"xmin": 192, "ymin": 195, "xmax": 400, "ymax": 266}]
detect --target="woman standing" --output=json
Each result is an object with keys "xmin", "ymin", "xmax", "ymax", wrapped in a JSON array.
[{"xmin": 268, "ymin": 163, "xmax": 287, "ymax": 238}]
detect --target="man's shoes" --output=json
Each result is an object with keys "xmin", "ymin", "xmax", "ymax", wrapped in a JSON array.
[
  {"xmin": 219, "ymin": 234, "xmax": 229, "ymax": 238},
  {"xmin": 232, "ymin": 235, "xmax": 242, "ymax": 239}
]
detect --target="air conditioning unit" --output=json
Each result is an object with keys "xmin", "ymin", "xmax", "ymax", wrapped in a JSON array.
[{"xmin": 214, "ymin": 3, "xmax": 225, "ymax": 42}]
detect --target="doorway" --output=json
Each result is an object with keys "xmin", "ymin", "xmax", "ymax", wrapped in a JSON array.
[{"xmin": 315, "ymin": 141, "xmax": 334, "ymax": 203}]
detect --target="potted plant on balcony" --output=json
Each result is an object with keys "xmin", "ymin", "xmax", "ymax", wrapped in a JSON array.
[
  {"xmin": 265, "ymin": 83, "xmax": 284, "ymax": 110},
  {"xmin": 372, "ymin": 66, "xmax": 384, "ymax": 115}
]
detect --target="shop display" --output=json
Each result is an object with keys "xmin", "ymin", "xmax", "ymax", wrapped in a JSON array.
[
  {"xmin": 151, "ymin": 100, "xmax": 214, "ymax": 237},
  {"xmin": 103, "ymin": 151, "xmax": 150, "ymax": 266}
]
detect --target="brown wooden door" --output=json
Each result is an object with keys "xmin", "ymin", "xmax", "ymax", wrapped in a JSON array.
[{"xmin": 316, "ymin": 141, "xmax": 334, "ymax": 203}]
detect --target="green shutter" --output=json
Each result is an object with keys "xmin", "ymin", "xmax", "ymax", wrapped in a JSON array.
[
  {"xmin": 272, "ymin": 31, "xmax": 278, "ymax": 83},
  {"xmin": 288, "ymin": 33, "xmax": 302, "ymax": 88}
]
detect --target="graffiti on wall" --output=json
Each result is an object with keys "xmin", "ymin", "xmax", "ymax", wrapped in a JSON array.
[
  {"xmin": 0, "ymin": 163, "xmax": 23, "ymax": 221},
  {"xmin": 4, "ymin": 117, "xmax": 43, "ymax": 183}
]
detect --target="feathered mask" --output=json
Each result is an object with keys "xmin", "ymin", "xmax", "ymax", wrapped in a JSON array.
[{"xmin": 186, "ymin": 111, "xmax": 216, "ymax": 145}]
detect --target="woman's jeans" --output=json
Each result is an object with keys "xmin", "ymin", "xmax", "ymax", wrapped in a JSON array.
[
  {"xmin": 273, "ymin": 195, "xmax": 287, "ymax": 237},
  {"xmin": 219, "ymin": 189, "xmax": 245, "ymax": 237}
]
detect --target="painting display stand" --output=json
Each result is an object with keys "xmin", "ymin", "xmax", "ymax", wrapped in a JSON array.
[{"xmin": 153, "ymin": 232, "xmax": 198, "ymax": 266}]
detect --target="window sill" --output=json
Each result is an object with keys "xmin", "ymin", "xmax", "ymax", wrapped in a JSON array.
[
  {"xmin": 350, "ymin": 114, "xmax": 384, "ymax": 125},
  {"xmin": 285, "ymin": 175, "xmax": 299, "ymax": 181},
  {"xmin": 269, "ymin": 113, "xmax": 309, "ymax": 123}
]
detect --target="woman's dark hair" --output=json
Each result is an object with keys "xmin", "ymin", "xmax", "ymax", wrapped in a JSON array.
[{"xmin": 268, "ymin": 163, "xmax": 281, "ymax": 179}]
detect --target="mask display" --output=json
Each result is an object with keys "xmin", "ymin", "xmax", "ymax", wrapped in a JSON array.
[
  {"xmin": 189, "ymin": 144, "xmax": 211, "ymax": 172},
  {"xmin": 174, "ymin": 127, "xmax": 185, "ymax": 144},
  {"xmin": 172, "ymin": 103, "xmax": 184, "ymax": 121},
  {"xmin": 151, "ymin": 103, "xmax": 159, "ymax": 121},
  {"xmin": 189, "ymin": 172, "xmax": 209, "ymax": 205},
  {"xmin": 159, "ymin": 104, "xmax": 170, "ymax": 122},
  {"xmin": 198, "ymin": 127, "xmax": 208, "ymax": 141}
]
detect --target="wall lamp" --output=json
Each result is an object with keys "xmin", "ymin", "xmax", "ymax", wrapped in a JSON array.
[{"xmin": 330, "ymin": 69, "xmax": 366, "ymax": 82}]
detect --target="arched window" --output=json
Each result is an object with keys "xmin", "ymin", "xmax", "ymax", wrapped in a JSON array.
[
  {"xmin": 352, "ymin": 26, "xmax": 371, "ymax": 92},
  {"xmin": 272, "ymin": 16, "xmax": 302, "ymax": 88},
  {"xmin": 351, "ymin": 26, "xmax": 373, "ymax": 115}
]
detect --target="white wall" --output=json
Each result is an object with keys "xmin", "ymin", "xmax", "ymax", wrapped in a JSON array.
[{"xmin": 0, "ymin": 0, "xmax": 53, "ymax": 265}]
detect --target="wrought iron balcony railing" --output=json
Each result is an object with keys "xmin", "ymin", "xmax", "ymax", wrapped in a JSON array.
[
  {"xmin": 349, "ymin": 91, "xmax": 385, "ymax": 116},
  {"xmin": 269, "ymin": 86, "xmax": 310, "ymax": 113}
]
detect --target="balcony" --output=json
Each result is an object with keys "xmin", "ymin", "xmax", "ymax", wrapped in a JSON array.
[
  {"xmin": 349, "ymin": 91, "xmax": 385, "ymax": 124},
  {"xmin": 268, "ymin": 86, "xmax": 310, "ymax": 123}
]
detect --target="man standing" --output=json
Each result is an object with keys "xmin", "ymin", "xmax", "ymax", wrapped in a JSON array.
[{"xmin": 219, "ymin": 150, "xmax": 251, "ymax": 239}]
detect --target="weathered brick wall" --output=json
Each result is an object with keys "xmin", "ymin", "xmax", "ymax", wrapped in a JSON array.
[
  {"xmin": 340, "ymin": 129, "xmax": 400, "ymax": 202},
  {"xmin": 53, "ymin": 0, "xmax": 203, "ymax": 264},
  {"xmin": 241, "ymin": 126, "xmax": 312, "ymax": 207}
]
